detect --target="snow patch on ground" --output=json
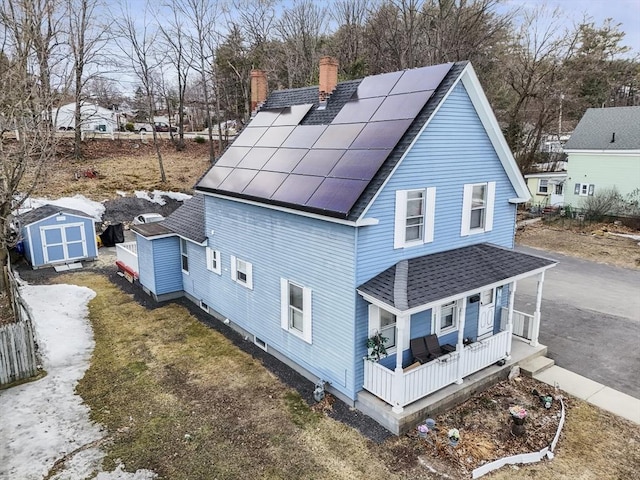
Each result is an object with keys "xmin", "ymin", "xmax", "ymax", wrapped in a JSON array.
[
  {"xmin": 134, "ymin": 189, "xmax": 191, "ymax": 205},
  {"xmin": 17, "ymin": 194, "xmax": 106, "ymax": 220},
  {"xmin": 0, "ymin": 283, "xmax": 156, "ymax": 480}
]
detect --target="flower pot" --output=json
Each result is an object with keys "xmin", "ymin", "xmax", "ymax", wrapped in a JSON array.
[
  {"xmin": 512, "ymin": 416, "xmax": 525, "ymax": 425},
  {"xmin": 511, "ymin": 416, "xmax": 526, "ymax": 436},
  {"xmin": 448, "ymin": 437, "xmax": 459, "ymax": 447}
]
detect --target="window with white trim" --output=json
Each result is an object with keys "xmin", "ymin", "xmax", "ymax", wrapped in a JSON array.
[
  {"xmin": 394, "ymin": 187, "xmax": 436, "ymax": 248},
  {"xmin": 231, "ymin": 255, "xmax": 253, "ymax": 289},
  {"xmin": 555, "ymin": 183, "xmax": 564, "ymax": 195},
  {"xmin": 206, "ymin": 247, "xmax": 221, "ymax": 274},
  {"xmin": 367, "ymin": 304, "xmax": 398, "ymax": 352},
  {"xmin": 537, "ymin": 179, "xmax": 549, "ymax": 194},
  {"xmin": 180, "ymin": 238, "xmax": 189, "ymax": 273},
  {"xmin": 435, "ymin": 301, "xmax": 458, "ymax": 335},
  {"xmin": 575, "ymin": 183, "xmax": 594, "ymax": 197},
  {"xmin": 280, "ymin": 279, "xmax": 312, "ymax": 343},
  {"xmin": 461, "ymin": 182, "xmax": 495, "ymax": 236}
]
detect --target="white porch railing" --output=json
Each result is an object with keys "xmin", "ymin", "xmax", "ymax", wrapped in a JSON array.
[
  {"xmin": 116, "ymin": 241, "xmax": 139, "ymax": 275},
  {"xmin": 501, "ymin": 307, "xmax": 534, "ymax": 340},
  {"xmin": 363, "ymin": 330, "xmax": 511, "ymax": 409}
]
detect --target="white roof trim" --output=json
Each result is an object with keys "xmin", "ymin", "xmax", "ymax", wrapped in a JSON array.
[
  {"xmin": 565, "ymin": 149, "xmax": 640, "ymax": 155},
  {"xmin": 459, "ymin": 64, "xmax": 530, "ymax": 202},
  {"xmin": 524, "ymin": 172, "xmax": 567, "ymax": 178}
]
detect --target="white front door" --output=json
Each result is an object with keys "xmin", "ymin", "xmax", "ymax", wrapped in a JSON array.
[{"xmin": 477, "ymin": 289, "xmax": 495, "ymax": 339}]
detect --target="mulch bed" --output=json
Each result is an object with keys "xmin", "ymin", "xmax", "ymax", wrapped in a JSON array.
[{"xmin": 412, "ymin": 375, "xmax": 566, "ymax": 477}]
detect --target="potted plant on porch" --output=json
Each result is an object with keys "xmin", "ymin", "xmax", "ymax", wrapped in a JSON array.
[{"xmin": 366, "ymin": 331, "xmax": 388, "ymax": 361}]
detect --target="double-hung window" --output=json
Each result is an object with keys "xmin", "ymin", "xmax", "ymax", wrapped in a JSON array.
[
  {"xmin": 394, "ymin": 187, "xmax": 436, "ymax": 248},
  {"xmin": 367, "ymin": 305, "xmax": 398, "ymax": 352},
  {"xmin": 461, "ymin": 182, "xmax": 495, "ymax": 236},
  {"xmin": 180, "ymin": 238, "xmax": 189, "ymax": 273},
  {"xmin": 538, "ymin": 179, "xmax": 549, "ymax": 194},
  {"xmin": 206, "ymin": 247, "xmax": 221, "ymax": 275},
  {"xmin": 436, "ymin": 301, "xmax": 458, "ymax": 335},
  {"xmin": 575, "ymin": 183, "xmax": 594, "ymax": 197},
  {"xmin": 280, "ymin": 279, "xmax": 312, "ymax": 343},
  {"xmin": 231, "ymin": 255, "xmax": 253, "ymax": 289}
]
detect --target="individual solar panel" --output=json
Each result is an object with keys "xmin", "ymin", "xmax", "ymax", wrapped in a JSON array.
[
  {"xmin": 329, "ymin": 149, "xmax": 391, "ymax": 180},
  {"xmin": 281, "ymin": 125, "xmax": 327, "ymax": 148},
  {"xmin": 242, "ymin": 171, "xmax": 288, "ymax": 198},
  {"xmin": 331, "ymin": 97, "xmax": 385, "ymax": 124},
  {"xmin": 262, "ymin": 148, "xmax": 307, "ymax": 173},
  {"xmin": 389, "ymin": 63, "xmax": 452, "ymax": 95},
  {"xmin": 313, "ymin": 123, "xmax": 365, "ymax": 149},
  {"xmin": 237, "ymin": 147, "xmax": 277, "ymax": 170},
  {"xmin": 233, "ymin": 126, "xmax": 268, "ymax": 147},
  {"xmin": 249, "ymin": 108, "xmax": 283, "ymax": 127},
  {"xmin": 293, "ymin": 149, "xmax": 345, "ymax": 176},
  {"xmin": 272, "ymin": 174, "xmax": 324, "ymax": 205},
  {"xmin": 214, "ymin": 146, "xmax": 251, "ymax": 167},
  {"xmin": 198, "ymin": 166, "xmax": 233, "ymax": 190},
  {"xmin": 353, "ymin": 71, "xmax": 403, "ymax": 99},
  {"xmin": 306, "ymin": 178, "xmax": 368, "ymax": 214},
  {"xmin": 272, "ymin": 103, "xmax": 313, "ymax": 126},
  {"xmin": 370, "ymin": 90, "xmax": 434, "ymax": 122},
  {"xmin": 351, "ymin": 119, "xmax": 413, "ymax": 150},
  {"xmin": 254, "ymin": 125, "xmax": 295, "ymax": 148},
  {"xmin": 217, "ymin": 168, "xmax": 258, "ymax": 193}
]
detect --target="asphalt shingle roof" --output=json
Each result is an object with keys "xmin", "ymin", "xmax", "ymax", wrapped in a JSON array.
[
  {"xmin": 131, "ymin": 194, "xmax": 207, "ymax": 244},
  {"xmin": 564, "ymin": 106, "xmax": 640, "ymax": 151},
  {"xmin": 358, "ymin": 244, "xmax": 556, "ymax": 311},
  {"xmin": 19, "ymin": 205, "xmax": 92, "ymax": 225}
]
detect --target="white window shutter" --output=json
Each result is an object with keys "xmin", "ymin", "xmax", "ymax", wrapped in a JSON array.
[
  {"xmin": 245, "ymin": 262, "xmax": 253, "ymax": 290},
  {"xmin": 394, "ymin": 190, "xmax": 407, "ymax": 249},
  {"xmin": 230, "ymin": 255, "xmax": 237, "ymax": 281},
  {"xmin": 206, "ymin": 248, "xmax": 213, "ymax": 271},
  {"xmin": 280, "ymin": 278, "xmax": 288, "ymax": 330},
  {"xmin": 461, "ymin": 184, "xmax": 473, "ymax": 236},
  {"xmin": 302, "ymin": 286, "xmax": 312, "ymax": 344},
  {"xmin": 425, "ymin": 187, "xmax": 436, "ymax": 243},
  {"xmin": 485, "ymin": 181, "xmax": 496, "ymax": 232}
]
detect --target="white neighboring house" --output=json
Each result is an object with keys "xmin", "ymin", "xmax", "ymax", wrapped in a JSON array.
[{"xmin": 54, "ymin": 102, "xmax": 117, "ymax": 133}]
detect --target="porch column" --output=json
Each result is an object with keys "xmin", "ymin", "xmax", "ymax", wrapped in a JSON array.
[
  {"xmin": 506, "ymin": 281, "xmax": 517, "ymax": 359},
  {"xmin": 392, "ymin": 313, "xmax": 409, "ymax": 413},
  {"xmin": 530, "ymin": 271, "xmax": 545, "ymax": 347},
  {"xmin": 455, "ymin": 300, "xmax": 467, "ymax": 385}
]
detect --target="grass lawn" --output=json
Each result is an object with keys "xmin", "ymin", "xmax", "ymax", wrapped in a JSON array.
[{"xmin": 51, "ymin": 272, "xmax": 640, "ymax": 480}]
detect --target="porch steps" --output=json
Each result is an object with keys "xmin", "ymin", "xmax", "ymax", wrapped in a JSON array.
[{"xmin": 519, "ymin": 356, "xmax": 555, "ymax": 377}]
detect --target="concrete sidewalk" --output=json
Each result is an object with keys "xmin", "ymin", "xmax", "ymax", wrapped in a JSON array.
[{"xmin": 534, "ymin": 365, "xmax": 640, "ymax": 424}]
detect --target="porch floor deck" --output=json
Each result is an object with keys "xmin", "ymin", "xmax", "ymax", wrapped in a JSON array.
[{"xmin": 355, "ymin": 337, "xmax": 547, "ymax": 435}]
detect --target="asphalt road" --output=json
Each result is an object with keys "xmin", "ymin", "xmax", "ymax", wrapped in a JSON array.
[{"xmin": 514, "ymin": 246, "xmax": 640, "ymax": 399}]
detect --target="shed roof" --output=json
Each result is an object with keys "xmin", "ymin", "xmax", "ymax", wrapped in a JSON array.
[
  {"xmin": 131, "ymin": 195, "xmax": 206, "ymax": 244},
  {"xmin": 19, "ymin": 205, "xmax": 93, "ymax": 225},
  {"xmin": 564, "ymin": 106, "xmax": 640, "ymax": 151},
  {"xmin": 357, "ymin": 244, "xmax": 556, "ymax": 311}
]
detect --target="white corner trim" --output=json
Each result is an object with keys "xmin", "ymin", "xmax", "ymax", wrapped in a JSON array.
[{"xmin": 459, "ymin": 64, "xmax": 531, "ymax": 202}]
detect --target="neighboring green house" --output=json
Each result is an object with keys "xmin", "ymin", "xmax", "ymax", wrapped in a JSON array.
[{"xmin": 563, "ymin": 106, "xmax": 640, "ymax": 208}]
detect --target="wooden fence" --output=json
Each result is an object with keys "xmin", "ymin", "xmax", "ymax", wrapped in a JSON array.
[{"xmin": 0, "ymin": 268, "xmax": 40, "ymax": 386}]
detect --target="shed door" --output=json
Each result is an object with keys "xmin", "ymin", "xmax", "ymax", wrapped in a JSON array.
[{"xmin": 41, "ymin": 223, "xmax": 87, "ymax": 264}]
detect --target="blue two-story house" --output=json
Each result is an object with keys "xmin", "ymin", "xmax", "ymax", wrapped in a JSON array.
[{"xmin": 130, "ymin": 59, "xmax": 556, "ymax": 434}]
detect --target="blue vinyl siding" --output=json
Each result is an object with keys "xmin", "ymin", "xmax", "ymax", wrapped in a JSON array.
[
  {"xmin": 22, "ymin": 213, "xmax": 96, "ymax": 267},
  {"xmin": 137, "ymin": 235, "xmax": 183, "ymax": 295},
  {"xmin": 355, "ymin": 83, "xmax": 518, "ymax": 286},
  {"xmin": 186, "ymin": 197, "xmax": 358, "ymax": 400}
]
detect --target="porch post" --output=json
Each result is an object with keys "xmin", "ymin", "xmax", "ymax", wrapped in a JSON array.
[
  {"xmin": 531, "ymin": 271, "xmax": 545, "ymax": 347},
  {"xmin": 506, "ymin": 281, "xmax": 517, "ymax": 359},
  {"xmin": 455, "ymin": 299, "xmax": 467, "ymax": 385},
  {"xmin": 392, "ymin": 313, "xmax": 408, "ymax": 413}
]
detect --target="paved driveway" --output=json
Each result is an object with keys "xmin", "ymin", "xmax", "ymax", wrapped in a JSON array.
[{"xmin": 514, "ymin": 246, "xmax": 640, "ymax": 399}]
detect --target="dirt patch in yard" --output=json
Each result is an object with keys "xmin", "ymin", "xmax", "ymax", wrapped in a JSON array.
[{"xmin": 516, "ymin": 216, "xmax": 640, "ymax": 269}]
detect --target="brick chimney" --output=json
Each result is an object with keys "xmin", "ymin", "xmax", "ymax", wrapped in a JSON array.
[
  {"xmin": 250, "ymin": 69, "xmax": 268, "ymax": 112},
  {"xmin": 319, "ymin": 56, "xmax": 339, "ymax": 103}
]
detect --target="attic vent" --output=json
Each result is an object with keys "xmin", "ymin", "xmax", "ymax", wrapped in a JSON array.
[{"xmin": 610, "ymin": 132, "xmax": 615, "ymax": 143}]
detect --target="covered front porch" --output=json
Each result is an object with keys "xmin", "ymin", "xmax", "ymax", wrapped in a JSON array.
[{"xmin": 356, "ymin": 243, "xmax": 556, "ymax": 423}]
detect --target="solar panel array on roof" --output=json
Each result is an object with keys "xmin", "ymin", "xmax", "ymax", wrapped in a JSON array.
[{"xmin": 198, "ymin": 64, "xmax": 454, "ymax": 217}]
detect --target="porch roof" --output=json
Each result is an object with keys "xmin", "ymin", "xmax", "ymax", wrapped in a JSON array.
[{"xmin": 357, "ymin": 243, "xmax": 556, "ymax": 312}]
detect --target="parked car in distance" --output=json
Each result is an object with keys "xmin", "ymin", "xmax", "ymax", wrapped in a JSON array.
[
  {"xmin": 133, "ymin": 213, "xmax": 165, "ymax": 225},
  {"xmin": 153, "ymin": 122, "xmax": 177, "ymax": 132}
]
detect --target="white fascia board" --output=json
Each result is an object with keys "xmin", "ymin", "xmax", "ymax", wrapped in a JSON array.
[
  {"xmin": 133, "ymin": 231, "xmax": 176, "ymax": 241},
  {"xmin": 198, "ymin": 190, "xmax": 364, "ymax": 227},
  {"xmin": 565, "ymin": 149, "xmax": 640, "ymax": 156},
  {"xmin": 524, "ymin": 173, "xmax": 567, "ymax": 179},
  {"xmin": 357, "ymin": 263, "xmax": 556, "ymax": 316},
  {"xmin": 508, "ymin": 197, "xmax": 530, "ymax": 204},
  {"xmin": 459, "ymin": 64, "xmax": 531, "ymax": 202},
  {"xmin": 357, "ymin": 64, "xmax": 462, "ymax": 220}
]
